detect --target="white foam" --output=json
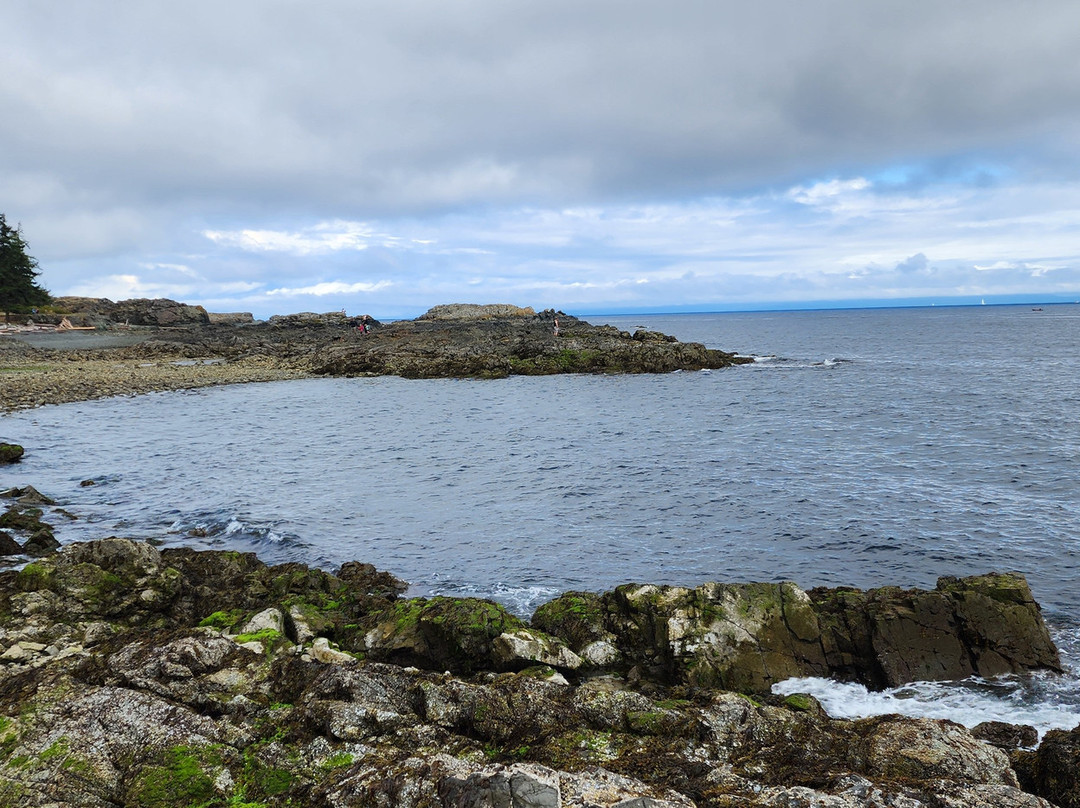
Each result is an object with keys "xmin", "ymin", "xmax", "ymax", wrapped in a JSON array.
[
  {"xmin": 426, "ymin": 581, "xmax": 562, "ymax": 618},
  {"xmin": 773, "ymin": 673, "xmax": 1080, "ymax": 740}
]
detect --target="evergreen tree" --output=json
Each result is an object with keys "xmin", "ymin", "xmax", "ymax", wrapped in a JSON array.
[{"xmin": 0, "ymin": 214, "xmax": 51, "ymax": 317}]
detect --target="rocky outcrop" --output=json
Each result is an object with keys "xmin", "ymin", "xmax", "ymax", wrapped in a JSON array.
[
  {"xmin": 1014, "ymin": 724, "xmax": 1080, "ymax": 807},
  {"xmin": 267, "ymin": 311, "xmax": 351, "ymax": 328},
  {"xmin": 0, "ymin": 444, "xmax": 23, "ymax": 464},
  {"xmin": 419, "ymin": 303, "xmax": 537, "ymax": 320},
  {"xmin": 0, "ymin": 537, "xmax": 1071, "ymax": 807},
  {"xmin": 206, "ymin": 311, "xmax": 255, "ymax": 325},
  {"xmin": 0, "ymin": 488, "xmax": 60, "ymax": 557},
  {"xmin": 535, "ymin": 575, "xmax": 1061, "ymax": 693},
  {"xmin": 3, "ymin": 302, "xmax": 752, "ymax": 412},
  {"xmin": 49, "ymin": 296, "xmax": 211, "ymax": 327},
  {"xmin": 313, "ymin": 307, "xmax": 750, "ymax": 379}
]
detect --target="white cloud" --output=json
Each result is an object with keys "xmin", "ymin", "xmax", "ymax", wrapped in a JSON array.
[
  {"xmin": 66, "ymin": 273, "xmax": 262, "ymax": 303},
  {"xmin": 787, "ymin": 177, "xmax": 872, "ymax": 206},
  {"xmin": 6, "ymin": 2, "xmax": 1080, "ymax": 316},
  {"xmin": 139, "ymin": 262, "xmax": 199, "ymax": 277},
  {"xmin": 203, "ymin": 221, "xmax": 436, "ymax": 256},
  {"xmin": 265, "ymin": 280, "xmax": 393, "ymax": 297}
]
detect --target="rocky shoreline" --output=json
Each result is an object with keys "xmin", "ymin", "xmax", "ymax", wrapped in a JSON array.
[
  {"xmin": 1, "ymin": 299, "xmax": 751, "ymax": 412},
  {"xmin": 0, "ymin": 483, "xmax": 1076, "ymax": 806},
  {"xmin": 3, "ymin": 303, "xmax": 1078, "ymax": 806}
]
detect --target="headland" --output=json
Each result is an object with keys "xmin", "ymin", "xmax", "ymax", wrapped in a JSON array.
[{"xmin": 1, "ymin": 298, "xmax": 750, "ymax": 411}]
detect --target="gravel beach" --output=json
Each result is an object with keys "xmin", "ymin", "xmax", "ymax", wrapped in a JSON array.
[{"xmin": 0, "ymin": 331, "xmax": 310, "ymax": 412}]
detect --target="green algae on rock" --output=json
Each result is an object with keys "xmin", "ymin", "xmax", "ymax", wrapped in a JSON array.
[{"xmin": 0, "ymin": 444, "xmax": 23, "ymax": 464}]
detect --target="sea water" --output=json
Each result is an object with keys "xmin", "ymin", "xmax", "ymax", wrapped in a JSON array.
[{"xmin": 2, "ymin": 303, "xmax": 1078, "ymax": 736}]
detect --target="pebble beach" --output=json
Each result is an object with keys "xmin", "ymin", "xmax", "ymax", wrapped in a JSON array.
[{"xmin": 0, "ymin": 328, "xmax": 310, "ymax": 412}]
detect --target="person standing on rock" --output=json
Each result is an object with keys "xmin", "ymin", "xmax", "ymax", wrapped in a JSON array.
[{"xmin": 553, "ymin": 316, "xmax": 560, "ymax": 337}]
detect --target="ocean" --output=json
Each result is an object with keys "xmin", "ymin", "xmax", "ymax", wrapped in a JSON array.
[{"xmin": 2, "ymin": 303, "xmax": 1078, "ymax": 736}]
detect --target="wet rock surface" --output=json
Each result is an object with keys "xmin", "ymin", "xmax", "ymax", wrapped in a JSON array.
[
  {"xmin": 0, "ymin": 488, "xmax": 61, "ymax": 558},
  {"xmin": 0, "ymin": 532, "xmax": 1072, "ymax": 807}
]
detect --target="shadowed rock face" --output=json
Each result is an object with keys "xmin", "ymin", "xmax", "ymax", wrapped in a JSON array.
[{"xmin": 1014, "ymin": 724, "xmax": 1080, "ymax": 808}]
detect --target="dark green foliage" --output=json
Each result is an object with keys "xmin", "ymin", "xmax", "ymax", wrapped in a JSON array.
[{"xmin": 0, "ymin": 214, "xmax": 50, "ymax": 316}]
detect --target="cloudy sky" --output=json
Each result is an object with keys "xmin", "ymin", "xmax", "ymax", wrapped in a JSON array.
[{"xmin": 3, "ymin": 1, "xmax": 1080, "ymax": 319}]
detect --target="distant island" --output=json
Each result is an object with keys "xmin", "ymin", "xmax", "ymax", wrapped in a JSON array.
[{"xmin": 1, "ymin": 298, "xmax": 751, "ymax": 411}]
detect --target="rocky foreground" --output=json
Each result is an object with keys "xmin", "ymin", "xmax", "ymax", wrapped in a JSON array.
[
  {"xmin": 1, "ymin": 299, "xmax": 751, "ymax": 411},
  {"xmin": 0, "ymin": 520, "xmax": 1076, "ymax": 806}
]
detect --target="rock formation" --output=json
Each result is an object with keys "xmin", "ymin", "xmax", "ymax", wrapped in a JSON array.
[
  {"xmin": 531, "ymin": 576, "xmax": 1061, "ymax": 693},
  {"xmin": 0, "ymin": 534, "xmax": 1072, "ymax": 807},
  {"xmin": 2, "ymin": 302, "xmax": 753, "ymax": 411},
  {"xmin": 0, "ymin": 444, "xmax": 23, "ymax": 464},
  {"xmin": 313, "ymin": 308, "xmax": 748, "ymax": 378},
  {"xmin": 0, "ymin": 487, "xmax": 60, "ymax": 557},
  {"xmin": 47, "ymin": 296, "xmax": 211, "ymax": 327}
]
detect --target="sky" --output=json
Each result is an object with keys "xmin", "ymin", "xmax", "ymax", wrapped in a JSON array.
[{"xmin": 3, "ymin": 1, "xmax": 1080, "ymax": 320}]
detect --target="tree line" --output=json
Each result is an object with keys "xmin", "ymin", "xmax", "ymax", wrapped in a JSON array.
[{"xmin": 0, "ymin": 214, "xmax": 51, "ymax": 318}]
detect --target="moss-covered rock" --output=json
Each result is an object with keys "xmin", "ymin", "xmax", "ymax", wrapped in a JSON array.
[
  {"xmin": 0, "ymin": 505, "xmax": 47, "ymax": 533},
  {"xmin": 530, "ymin": 591, "xmax": 609, "ymax": 652},
  {"xmin": 939, "ymin": 572, "xmax": 1061, "ymax": 677},
  {"xmin": 363, "ymin": 596, "xmax": 525, "ymax": 674},
  {"xmin": 0, "ymin": 444, "xmax": 24, "ymax": 464}
]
